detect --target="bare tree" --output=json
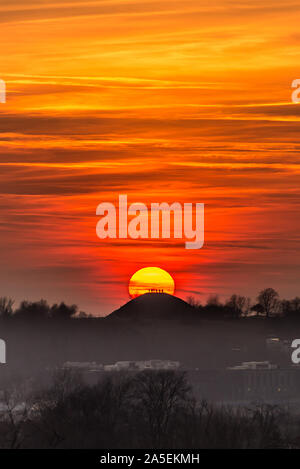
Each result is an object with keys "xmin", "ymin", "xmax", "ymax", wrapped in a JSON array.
[
  {"xmin": 50, "ymin": 302, "xmax": 77, "ymax": 320},
  {"xmin": 226, "ymin": 294, "xmax": 247, "ymax": 318},
  {"xmin": 0, "ymin": 297, "xmax": 14, "ymax": 319},
  {"xmin": 186, "ymin": 296, "xmax": 201, "ymax": 308},
  {"xmin": 0, "ymin": 388, "xmax": 28, "ymax": 449},
  {"xmin": 32, "ymin": 369, "xmax": 83, "ymax": 448},
  {"xmin": 257, "ymin": 288, "xmax": 280, "ymax": 318},
  {"xmin": 133, "ymin": 370, "xmax": 190, "ymax": 448},
  {"xmin": 250, "ymin": 404, "xmax": 283, "ymax": 448},
  {"xmin": 33, "ymin": 372, "xmax": 131, "ymax": 448},
  {"xmin": 206, "ymin": 295, "xmax": 221, "ymax": 307},
  {"xmin": 291, "ymin": 297, "xmax": 300, "ymax": 312},
  {"xmin": 243, "ymin": 297, "xmax": 252, "ymax": 317},
  {"xmin": 14, "ymin": 299, "xmax": 50, "ymax": 320}
]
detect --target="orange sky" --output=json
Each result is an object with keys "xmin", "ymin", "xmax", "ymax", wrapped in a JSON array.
[{"xmin": 0, "ymin": 0, "xmax": 300, "ymax": 315}]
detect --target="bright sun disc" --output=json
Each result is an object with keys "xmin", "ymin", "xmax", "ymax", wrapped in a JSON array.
[{"xmin": 129, "ymin": 267, "xmax": 175, "ymax": 298}]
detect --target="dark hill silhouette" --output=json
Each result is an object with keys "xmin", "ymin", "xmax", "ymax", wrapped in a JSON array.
[{"xmin": 106, "ymin": 293, "xmax": 196, "ymax": 323}]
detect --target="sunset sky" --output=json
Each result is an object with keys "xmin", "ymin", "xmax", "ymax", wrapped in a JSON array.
[{"xmin": 1, "ymin": 0, "xmax": 300, "ymax": 315}]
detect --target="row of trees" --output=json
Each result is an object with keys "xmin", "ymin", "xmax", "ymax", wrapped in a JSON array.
[
  {"xmin": 0, "ymin": 297, "xmax": 84, "ymax": 321},
  {"xmin": 188, "ymin": 288, "xmax": 300, "ymax": 319},
  {"xmin": 1, "ymin": 288, "xmax": 299, "ymax": 320},
  {"xmin": 0, "ymin": 370, "xmax": 291, "ymax": 449}
]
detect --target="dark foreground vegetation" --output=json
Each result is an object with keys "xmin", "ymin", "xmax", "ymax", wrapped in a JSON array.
[{"xmin": 0, "ymin": 370, "xmax": 300, "ymax": 449}]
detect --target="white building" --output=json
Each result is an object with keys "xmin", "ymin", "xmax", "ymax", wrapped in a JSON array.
[
  {"xmin": 63, "ymin": 361, "xmax": 103, "ymax": 371},
  {"xmin": 104, "ymin": 364, "xmax": 118, "ymax": 371},
  {"xmin": 62, "ymin": 359, "xmax": 180, "ymax": 372},
  {"xmin": 228, "ymin": 361, "xmax": 277, "ymax": 370},
  {"xmin": 104, "ymin": 359, "xmax": 180, "ymax": 371},
  {"xmin": 136, "ymin": 360, "xmax": 180, "ymax": 370}
]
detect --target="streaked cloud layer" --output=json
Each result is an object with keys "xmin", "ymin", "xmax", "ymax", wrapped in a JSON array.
[{"xmin": 0, "ymin": 0, "xmax": 299, "ymax": 314}]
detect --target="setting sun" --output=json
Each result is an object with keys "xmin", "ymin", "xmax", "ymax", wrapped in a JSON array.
[{"xmin": 129, "ymin": 267, "xmax": 175, "ymax": 298}]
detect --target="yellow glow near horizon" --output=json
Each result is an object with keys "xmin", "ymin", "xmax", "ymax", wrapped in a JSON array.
[
  {"xmin": 129, "ymin": 267, "xmax": 175, "ymax": 298},
  {"xmin": 1, "ymin": 0, "xmax": 300, "ymax": 315}
]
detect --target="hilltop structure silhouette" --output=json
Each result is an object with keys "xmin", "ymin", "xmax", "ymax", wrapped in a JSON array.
[{"xmin": 106, "ymin": 293, "xmax": 195, "ymax": 323}]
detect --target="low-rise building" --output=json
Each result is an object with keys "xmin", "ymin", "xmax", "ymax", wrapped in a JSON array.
[
  {"xmin": 63, "ymin": 361, "xmax": 103, "ymax": 371},
  {"xmin": 228, "ymin": 361, "xmax": 277, "ymax": 370},
  {"xmin": 104, "ymin": 359, "xmax": 180, "ymax": 371},
  {"xmin": 136, "ymin": 359, "xmax": 180, "ymax": 370}
]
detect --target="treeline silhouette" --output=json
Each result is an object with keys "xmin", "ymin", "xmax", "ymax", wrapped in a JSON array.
[
  {"xmin": 0, "ymin": 370, "xmax": 295, "ymax": 449},
  {"xmin": 0, "ymin": 287, "xmax": 300, "ymax": 321},
  {"xmin": 0, "ymin": 298, "xmax": 88, "ymax": 321},
  {"xmin": 187, "ymin": 287, "xmax": 300, "ymax": 320}
]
